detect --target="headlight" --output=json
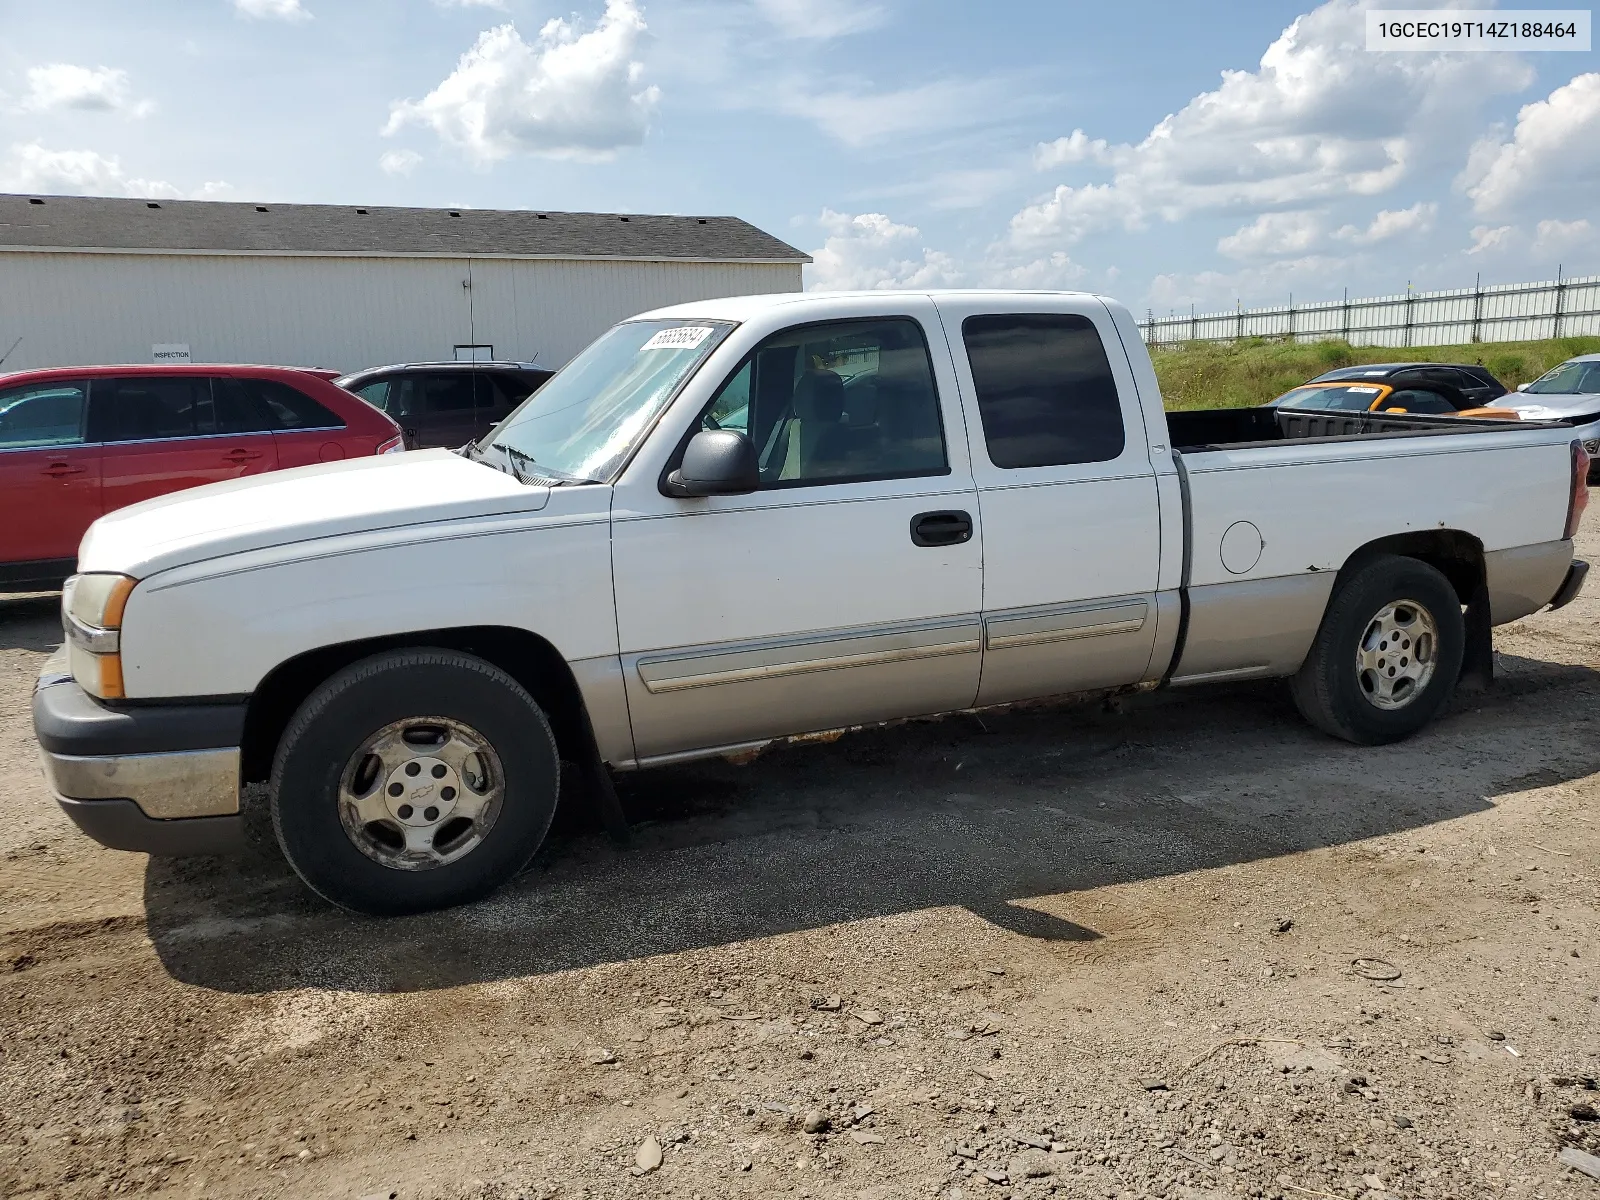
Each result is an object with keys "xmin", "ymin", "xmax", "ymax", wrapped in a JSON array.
[{"xmin": 62, "ymin": 573, "xmax": 137, "ymax": 700}]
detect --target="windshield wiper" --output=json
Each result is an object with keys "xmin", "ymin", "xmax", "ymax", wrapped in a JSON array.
[{"xmin": 499, "ymin": 444, "xmax": 593, "ymax": 486}]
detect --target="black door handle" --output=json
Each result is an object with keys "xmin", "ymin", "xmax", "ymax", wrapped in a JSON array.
[{"xmin": 910, "ymin": 509, "xmax": 973, "ymax": 547}]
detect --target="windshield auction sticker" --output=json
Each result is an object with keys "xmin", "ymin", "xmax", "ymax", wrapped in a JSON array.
[
  {"xmin": 641, "ymin": 326, "xmax": 716, "ymax": 351},
  {"xmin": 1367, "ymin": 9, "xmax": 1590, "ymax": 49}
]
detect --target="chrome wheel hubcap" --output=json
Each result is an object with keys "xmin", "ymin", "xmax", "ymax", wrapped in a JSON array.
[
  {"xmin": 1356, "ymin": 600, "xmax": 1438, "ymax": 711},
  {"xmin": 338, "ymin": 717, "xmax": 503, "ymax": 870}
]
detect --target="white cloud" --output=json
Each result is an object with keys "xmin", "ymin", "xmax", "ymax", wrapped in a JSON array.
[
  {"xmin": 1461, "ymin": 73, "xmax": 1600, "ymax": 218},
  {"xmin": 1467, "ymin": 224, "xmax": 1515, "ymax": 256},
  {"xmin": 753, "ymin": 0, "xmax": 886, "ymax": 39},
  {"xmin": 18, "ymin": 64, "xmax": 151, "ymax": 116},
  {"xmin": 1532, "ymin": 217, "xmax": 1595, "ymax": 258},
  {"xmin": 1007, "ymin": 183, "xmax": 1131, "ymax": 246},
  {"xmin": 1032, "ymin": 129, "xmax": 1110, "ymax": 170},
  {"xmin": 778, "ymin": 77, "xmax": 1002, "ymax": 148},
  {"xmin": 1009, "ymin": 0, "xmax": 1529, "ymax": 250},
  {"xmin": 1218, "ymin": 211, "xmax": 1323, "ymax": 260},
  {"xmin": 805, "ymin": 209, "xmax": 964, "ymax": 291},
  {"xmin": 384, "ymin": 3, "xmax": 659, "ymax": 163},
  {"xmin": 1332, "ymin": 201, "xmax": 1437, "ymax": 245},
  {"xmin": 1215, "ymin": 200, "xmax": 1436, "ymax": 261},
  {"xmin": 0, "ymin": 142, "xmax": 182, "ymax": 198},
  {"xmin": 379, "ymin": 148, "xmax": 423, "ymax": 175},
  {"xmin": 981, "ymin": 251, "xmax": 1087, "ymax": 290},
  {"xmin": 233, "ymin": 0, "xmax": 311, "ymax": 20}
]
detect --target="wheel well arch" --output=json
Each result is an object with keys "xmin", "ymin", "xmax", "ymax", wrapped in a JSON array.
[
  {"xmin": 240, "ymin": 626, "xmax": 593, "ymax": 784},
  {"xmin": 1332, "ymin": 528, "xmax": 1493, "ymax": 688},
  {"xmin": 1334, "ymin": 529, "xmax": 1486, "ymax": 605}
]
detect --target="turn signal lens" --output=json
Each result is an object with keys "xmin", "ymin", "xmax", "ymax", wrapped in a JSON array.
[
  {"xmin": 63, "ymin": 573, "xmax": 137, "ymax": 700},
  {"xmin": 377, "ymin": 434, "xmax": 405, "ymax": 455}
]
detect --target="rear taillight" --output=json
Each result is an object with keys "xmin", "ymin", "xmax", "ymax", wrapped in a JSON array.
[
  {"xmin": 377, "ymin": 434, "xmax": 404, "ymax": 455},
  {"xmin": 1565, "ymin": 439, "xmax": 1590, "ymax": 539}
]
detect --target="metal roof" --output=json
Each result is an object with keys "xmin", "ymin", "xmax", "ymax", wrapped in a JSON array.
[{"xmin": 0, "ymin": 193, "xmax": 811, "ymax": 263}]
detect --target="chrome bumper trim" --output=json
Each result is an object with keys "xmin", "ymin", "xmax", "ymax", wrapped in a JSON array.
[{"xmin": 41, "ymin": 746, "xmax": 241, "ymax": 820}]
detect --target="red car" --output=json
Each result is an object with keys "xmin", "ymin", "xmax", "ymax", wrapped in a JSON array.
[{"xmin": 0, "ymin": 365, "xmax": 403, "ymax": 590}]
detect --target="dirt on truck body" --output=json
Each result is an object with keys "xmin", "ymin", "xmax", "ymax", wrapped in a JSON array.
[{"xmin": 2, "ymin": 521, "xmax": 1599, "ymax": 1199}]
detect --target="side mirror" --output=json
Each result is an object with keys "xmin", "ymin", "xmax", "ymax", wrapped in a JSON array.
[
  {"xmin": 663, "ymin": 429, "xmax": 759, "ymax": 497},
  {"xmin": 1516, "ymin": 383, "xmax": 1530, "ymax": 391}
]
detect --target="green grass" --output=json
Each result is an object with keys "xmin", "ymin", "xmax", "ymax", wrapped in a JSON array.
[{"xmin": 1149, "ymin": 335, "xmax": 1600, "ymax": 411}]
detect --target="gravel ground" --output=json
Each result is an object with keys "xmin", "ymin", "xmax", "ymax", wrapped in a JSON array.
[{"xmin": 2, "ymin": 516, "xmax": 1599, "ymax": 1200}]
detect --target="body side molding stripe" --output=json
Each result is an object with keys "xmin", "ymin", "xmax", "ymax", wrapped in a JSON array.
[
  {"xmin": 636, "ymin": 617, "xmax": 982, "ymax": 694},
  {"xmin": 983, "ymin": 598, "xmax": 1149, "ymax": 651}
]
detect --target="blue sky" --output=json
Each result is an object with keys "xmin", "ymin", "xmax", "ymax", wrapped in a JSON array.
[{"xmin": 1, "ymin": 0, "xmax": 1596, "ymax": 316}]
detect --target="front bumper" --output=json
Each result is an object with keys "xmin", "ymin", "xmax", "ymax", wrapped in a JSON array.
[{"xmin": 33, "ymin": 649, "xmax": 246, "ymax": 856}]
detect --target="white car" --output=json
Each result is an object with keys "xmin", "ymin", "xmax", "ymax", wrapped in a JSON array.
[
  {"xmin": 1503, "ymin": 353, "xmax": 1600, "ymax": 476},
  {"xmin": 34, "ymin": 291, "xmax": 1590, "ymax": 914}
]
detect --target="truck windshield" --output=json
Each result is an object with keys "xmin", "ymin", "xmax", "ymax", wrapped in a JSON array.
[
  {"xmin": 1524, "ymin": 360, "xmax": 1600, "ymax": 395},
  {"xmin": 1272, "ymin": 384, "xmax": 1387, "ymax": 411},
  {"xmin": 483, "ymin": 319, "xmax": 733, "ymax": 482}
]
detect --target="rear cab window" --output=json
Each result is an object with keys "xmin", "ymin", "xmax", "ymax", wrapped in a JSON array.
[{"xmin": 960, "ymin": 313, "xmax": 1125, "ymax": 468}]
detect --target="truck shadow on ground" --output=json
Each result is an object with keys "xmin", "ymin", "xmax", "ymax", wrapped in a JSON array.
[{"xmin": 140, "ymin": 649, "xmax": 1600, "ymax": 994}]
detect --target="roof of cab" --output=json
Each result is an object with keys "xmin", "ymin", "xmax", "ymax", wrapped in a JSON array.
[{"xmin": 632, "ymin": 289, "xmax": 1109, "ymax": 323}]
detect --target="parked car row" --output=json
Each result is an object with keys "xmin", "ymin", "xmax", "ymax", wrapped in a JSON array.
[
  {"xmin": 1, "ymin": 365, "xmax": 403, "ymax": 590},
  {"xmin": 1265, "ymin": 354, "xmax": 1600, "ymax": 479},
  {"xmin": 10, "ymin": 346, "xmax": 1599, "ymax": 596}
]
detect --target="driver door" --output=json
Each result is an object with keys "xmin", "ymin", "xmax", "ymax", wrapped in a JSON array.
[{"xmin": 609, "ymin": 303, "xmax": 984, "ymax": 763}]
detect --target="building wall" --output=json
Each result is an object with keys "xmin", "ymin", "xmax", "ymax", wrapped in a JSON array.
[{"xmin": 0, "ymin": 252, "xmax": 802, "ymax": 373}]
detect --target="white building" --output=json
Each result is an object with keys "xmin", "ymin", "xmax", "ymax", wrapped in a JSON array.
[{"xmin": 0, "ymin": 194, "xmax": 808, "ymax": 374}]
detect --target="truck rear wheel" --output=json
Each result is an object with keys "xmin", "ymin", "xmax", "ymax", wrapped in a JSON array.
[
  {"xmin": 270, "ymin": 648, "xmax": 560, "ymax": 915},
  {"xmin": 1290, "ymin": 554, "xmax": 1465, "ymax": 745}
]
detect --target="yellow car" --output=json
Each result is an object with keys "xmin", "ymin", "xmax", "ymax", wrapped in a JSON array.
[{"xmin": 1267, "ymin": 362, "xmax": 1517, "ymax": 417}]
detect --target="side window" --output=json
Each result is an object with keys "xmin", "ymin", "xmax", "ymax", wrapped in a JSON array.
[
  {"xmin": 0, "ymin": 381, "xmax": 87, "ymax": 448},
  {"xmin": 419, "ymin": 373, "xmax": 475, "ymax": 414},
  {"xmin": 1384, "ymin": 388, "xmax": 1454, "ymax": 415},
  {"xmin": 246, "ymin": 379, "xmax": 345, "ymax": 429},
  {"xmin": 961, "ymin": 313, "xmax": 1125, "ymax": 469},
  {"xmin": 211, "ymin": 379, "xmax": 276, "ymax": 433},
  {"xmin": 352, "ymin": 379, "xmax": 391, "ymax": 412},
  {"xmin": 702, "ymin": 361, "xmax": 751, "ymax": 435},
  {"xmin": 102, "ymin": 377, "xmax": 212, "ymax": 441},
  {"xmin": 699, "ymin": 317, "xmax": 947, "ymax": 487}
]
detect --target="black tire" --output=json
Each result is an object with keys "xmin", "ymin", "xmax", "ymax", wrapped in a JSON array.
[
  {"xmin": 270, "ymin": 648, "xmax": 560, "ymax": 916},
  {"xmin": 1290, "ymin": 554, "xmax": 1465, "ymax": 745}
]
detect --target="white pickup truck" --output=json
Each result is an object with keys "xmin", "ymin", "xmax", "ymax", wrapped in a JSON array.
[{"xmin": 34, "ymin": 291, "xmax": 1590, "ymax": 914}]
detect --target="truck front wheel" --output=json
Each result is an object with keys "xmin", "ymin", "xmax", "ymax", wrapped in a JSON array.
[
  {"xmin": 1290, "ymin": 554, "xmax": 1465, "ymax": 745},
  {"xmin": 270, "ymin": 648, "xmax": 560, "ymax": 915}
]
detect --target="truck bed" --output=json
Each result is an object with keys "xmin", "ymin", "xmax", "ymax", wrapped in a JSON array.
[{"xmin": 1165, "ymin": 406, "xmax": 1561, "ymax": 453}]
